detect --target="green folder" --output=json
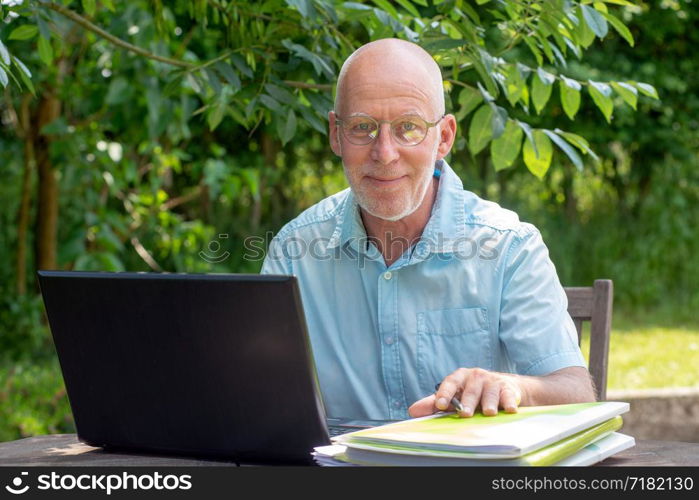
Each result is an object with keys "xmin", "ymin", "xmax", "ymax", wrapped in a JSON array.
[
  {"xmin": 336, "ymin": 416, "xmax": 623, "ymax": 466},
  {"xmin": 335, "ymin": 401, "xmax": 629, "ymax": 458}
]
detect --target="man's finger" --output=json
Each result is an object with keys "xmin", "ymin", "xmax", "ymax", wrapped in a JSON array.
[
  {"xmin": 408, "ymin": 394, "xmax": 437, "ymax": 418},
  {"xmin": 458, "ymin": 369, "xmax": 486, "ymax": 417},
  {"xmin": 501, "ymin": 385, "xmax": 521, "ymax": 414},
  {"xmin": 435, "ymin": 369, "xmax": 469, "ymax": 411},
  {"xmin": 480, "ymin": 380, "xmax": 501, "ymax": 416}
]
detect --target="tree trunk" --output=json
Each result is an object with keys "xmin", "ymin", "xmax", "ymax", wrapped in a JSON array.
[
  {"xmin": 33, "ymin": 91, "xmax": 62, "ymax": 272},
  {"xmin": 16, "ymin": 94, "xmax": 36, "ymax": 295}
]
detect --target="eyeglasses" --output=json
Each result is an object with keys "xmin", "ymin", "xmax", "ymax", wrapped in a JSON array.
[{"xmin": 335, "ymin": 114, "xmax": 444, "ymax": 147}]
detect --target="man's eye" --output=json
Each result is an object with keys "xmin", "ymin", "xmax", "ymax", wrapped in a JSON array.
[
  {"xmin": 397, "ymin": 121, "xmax": 419, "ymax": 132},
  {"xmin": 352, "ymin": 122, "xmax": 373, "ymax": 132}
]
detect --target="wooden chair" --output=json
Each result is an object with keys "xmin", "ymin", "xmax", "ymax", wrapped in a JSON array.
[{"xmin": 564, "ymin": 279, "xmax": 613, "ymax": 401}]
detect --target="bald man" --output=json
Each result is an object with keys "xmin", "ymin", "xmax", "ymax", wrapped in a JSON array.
[{"xmin": 262, "ymin": 39, "xmax": 595, "ymax": 422}]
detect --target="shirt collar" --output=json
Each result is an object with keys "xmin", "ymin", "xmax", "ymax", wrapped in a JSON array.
[{"xmin": 325, "ymin": 160, "xmax": 465, "ymax": 255}]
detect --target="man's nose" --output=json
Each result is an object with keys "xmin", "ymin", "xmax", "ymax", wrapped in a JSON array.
[{"xmin": 370, "ymin": 123, "xmax": 400, "ymax": 165}]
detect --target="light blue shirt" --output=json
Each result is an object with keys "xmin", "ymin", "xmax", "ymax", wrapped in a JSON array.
[{"xmin": 261, "ymin": 160, "xmax": 586, "ymax": 420}]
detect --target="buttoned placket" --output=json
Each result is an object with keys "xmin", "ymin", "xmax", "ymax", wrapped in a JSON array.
[{"xmin": 376, "ymin": 264, "xmax": 409, "ymax": 419}]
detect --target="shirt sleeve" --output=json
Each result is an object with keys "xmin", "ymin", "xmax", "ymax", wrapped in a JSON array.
[
  {"xmin": 260, "ymin": 234, "xmax": 293, "ymax": 276},
  {"xmin": 498, "ymin": 226, "xmax": 587, "ymax": 376}
]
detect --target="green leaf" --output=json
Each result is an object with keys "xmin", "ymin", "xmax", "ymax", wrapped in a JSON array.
[
  {"xmin": 36, "ymin": 16, "xmax": 51, "ymax": 40},
  {"xmin": 503, "ymin": 65, "xmax": 524, "ymax": 106},
  {"xmin": 532, "ymin": 72, "xmax": 553, "ymax": 115},
  {"xmin": 588, "ymin": 80, "xmax": 614, "ymax": 123},
  {"xmin": 82, "ymin": 0, "xmax": 96, "ymax": 17},
  {"xmin": 522, "ymin": 36, "xmax": 543, "ymax": 66},
  {"xmin": 422, "ymin": 38, "xmax": 465, "ymax": 52},
  {"xmin": 285, "ymin": 0, "xmax": 317, "ymax": 18},
  {"xmin": 477, "ymin": 81, "xmax": 495, "ymax": 103},
  {"xmin": 0, "ymin": 66, "xmax": 8, "ymax": 88},
  {"xmin": 282, "ymin": 39, "xmax": 334, "ymax": 79},
  {"xmin": 490, "ymin": 121, "xmax": 523, "ymax": 171},
  {"xmin": 523, "ymin": 130, "xmax": 553, "ymax": 179},
  {"xmin": 37, "ymin": 36, "xmax": 53, "ymax": 66},
  {"xmin": 214, "ymin": 62, "xmax": 241, "ymax": 92},
  {"xmin": 468, "ymin": 105, "xmax": 493, "ymax": 155},
  {"xmin": 8, "ymin": 25, "xmax": 39, "ymax": 41},
  {"xmin": 559, "ymin": 78, "xmax": 581, "ymax": 120},
  {"xmin": 634, "ymin": 82, "xmax": 659, "ymax": 99},
  {"xmin": 573, "ymin": 7, "xmax": 596, "ymax": 48},
  {"xmin": 98, "ymin": 253, "xmax": 125, "ymax": 272},
  {"xmin": 186, "ymin": 72, "xmax": 203, "ymax": 94},
  {"xmin": 230, "ymin": 54, "xmax": 253, "ymax": 78},
  {"xmin": 601, "ymin": 11, "xmax": 634, "ymax": 46},
  {"xmin": 299, "ymin": 106, "xmax": 327, "ymax": 135},
  {"xmin": 490, "ymin": 104, "xmax": 508, "ymax": 139},
  {"xmin": 0, "ymin": 38, "xmax": 10, "ymax": 65},
  {"xmin": 106, "ymin": 77, "xmax": 130, "ymax": 105},
  {"xmin": 371, "ymin": 0, "xmax": 400, "ymax": 19},
  {"xmin": 260, "ymin": 94, "xmax": 282, "ymax": 112},
  {"xmin": 516, "ymin": 120, "xmax": 538, "ymax": 158},
  {"xmin": 12, "ymin": 56, "xmax": 34, "ymax": 94},
  {"xmin": 555, "ymin": 129, "xmax": 599, "ymax": 162},
  {"xmin": 543, "ymin": 130, "xmax": 583, "ymax": 171},
  {"xmin": 455, "ymin": 85, "xmax": 483, "ymax": 120},
  {"xmin": 264, "ymin": 83, "xmax": 295, "ymax": 106},
  {"xmin": 537, "ymin": 67, "xmax": 556, "ymax": 85},
  {"xmin": 101, "ymin": 0, "xmax": 116, "ymax": 12},
  {"xmin": 593, "ymin": 2, "xmax": 609, "ymax": 14},
  {"xmin": 204, "ymin": 68, "xmax": 222, "ymax": 95},
  {"xmin": 343, "ymin": 2, "xmax": 372, "ymax": 11},
  {"xmin": 279, "ymin": 108, "xmax": 297, "ymax": 145},
  {"xmin": 581, "ymin": 5, "xmax": 608, "ymax": 38},
  {"xmin": 207, "ymin": 102, "xmax": 225, "ymax": 131},
  {"xmin": 394, "ymin": 0, "xmax": 420, "ymax": 17},
  {"xmin": 611, "ymin": 81, "xmax": 637, "ymax": 110}
]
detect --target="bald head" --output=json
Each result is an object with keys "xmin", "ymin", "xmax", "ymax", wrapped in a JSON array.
[{"xmin": 334, "ymin": 39, "xmax": 445, "ymax": 118}]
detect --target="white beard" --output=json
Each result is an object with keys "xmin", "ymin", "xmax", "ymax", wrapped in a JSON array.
[{"xmin": 346, "ymin": 137, "xmax": 440, "ymax": 222}]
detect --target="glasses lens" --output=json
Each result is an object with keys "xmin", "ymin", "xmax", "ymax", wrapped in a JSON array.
[
  {"xmin": 392, "ymin": 116, "xmax": 428, "ymax": 146},
  {"xmin": 343, "ymin": 117, "xmax": 378, "ymax": 145}
]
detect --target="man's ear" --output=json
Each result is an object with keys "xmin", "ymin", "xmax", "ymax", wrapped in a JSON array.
[
  {"xmin": 436, "ymin": 114, "xmax": 457, "ymax": 160},
  {"xmin": 328, "ymin": 111, "xmax": 342, "ymax": 157}
]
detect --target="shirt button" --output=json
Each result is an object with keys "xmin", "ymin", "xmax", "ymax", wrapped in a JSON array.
[
  {"xmin": 383, "ymin": 271, "xmax": 392, "ymax": 280},
  {"xmin": 393, "ymin": 400, "xmax": 401, "ymax": 408},
  {"xmin": 385, "ymin": 336, "xmax": 394, "ymax": 345}
]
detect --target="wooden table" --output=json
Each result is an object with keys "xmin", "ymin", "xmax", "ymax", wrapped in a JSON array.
[{"xmin": 1, "ymin": 434, "xmax": 698, "ymax": 466}]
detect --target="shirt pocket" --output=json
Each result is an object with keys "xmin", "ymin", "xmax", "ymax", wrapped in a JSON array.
[{"xmin": 416, "ymin": 307, "xmax": 492, "ymax": 395}]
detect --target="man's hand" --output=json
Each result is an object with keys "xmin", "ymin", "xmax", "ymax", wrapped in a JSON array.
[
  {"xmin": 408, "ymin": 368, "xmax": 523, "ymax": 418},
  {"xmin": 408, "ymin": 366, "xmax": 595, "ymax": 418}
]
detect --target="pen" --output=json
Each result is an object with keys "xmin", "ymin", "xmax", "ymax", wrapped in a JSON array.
[{"xmin": 434, "ymin": 382, "xmax": 465, "ymax": 413}]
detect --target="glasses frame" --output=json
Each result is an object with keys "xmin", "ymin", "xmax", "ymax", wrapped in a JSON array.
[{"xmin": 334, "ymin": 114, "xmax": 445, "ymax": 147}]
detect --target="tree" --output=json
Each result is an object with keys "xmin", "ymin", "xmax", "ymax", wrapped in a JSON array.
[{"xmin": 0, "ymin": 0, "xmax": 658, "ymax": 287}]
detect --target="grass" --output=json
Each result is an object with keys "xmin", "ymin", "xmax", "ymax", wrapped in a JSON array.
[
  {"xmin": 580, "ymin": 306, "xmax": 699, "ymax": 391},
  {"xmin": 0, "ymin": 358, "xmax": 74, "ymax": 442}
]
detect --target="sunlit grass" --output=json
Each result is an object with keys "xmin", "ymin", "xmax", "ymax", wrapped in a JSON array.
[{"xmin": 580, "ymin": 307, "xmax": 699, "ymax": 391}]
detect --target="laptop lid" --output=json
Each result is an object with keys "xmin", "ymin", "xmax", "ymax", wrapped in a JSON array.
[{"xmin": 37, "ymin": 271, "xmax": 331, "ymax": 465}]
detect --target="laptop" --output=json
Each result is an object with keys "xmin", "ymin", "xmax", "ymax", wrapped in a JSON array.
[{"xmin": 37, "ymin": 271, "xmax": 388, "ymax": 465}]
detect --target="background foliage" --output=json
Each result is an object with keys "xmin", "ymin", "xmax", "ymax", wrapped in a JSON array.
[{"xmin": 0, "ymin": 0, "xmax": 696, "ymax": 440}]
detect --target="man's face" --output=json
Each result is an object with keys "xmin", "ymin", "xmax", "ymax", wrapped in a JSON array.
[{"xmin": 330, "ymin": 74, "xmax": 443, "ymax": 222}]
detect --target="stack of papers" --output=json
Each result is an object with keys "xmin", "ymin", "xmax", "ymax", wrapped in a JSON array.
[{"xmin": 314, "ymin": 402, "xmax": 634, "ymax": 466}]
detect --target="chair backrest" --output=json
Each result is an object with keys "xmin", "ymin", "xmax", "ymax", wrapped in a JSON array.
[{"xmin": 563, "ymin": 279, "xmax": 613, "ymax": 401}]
